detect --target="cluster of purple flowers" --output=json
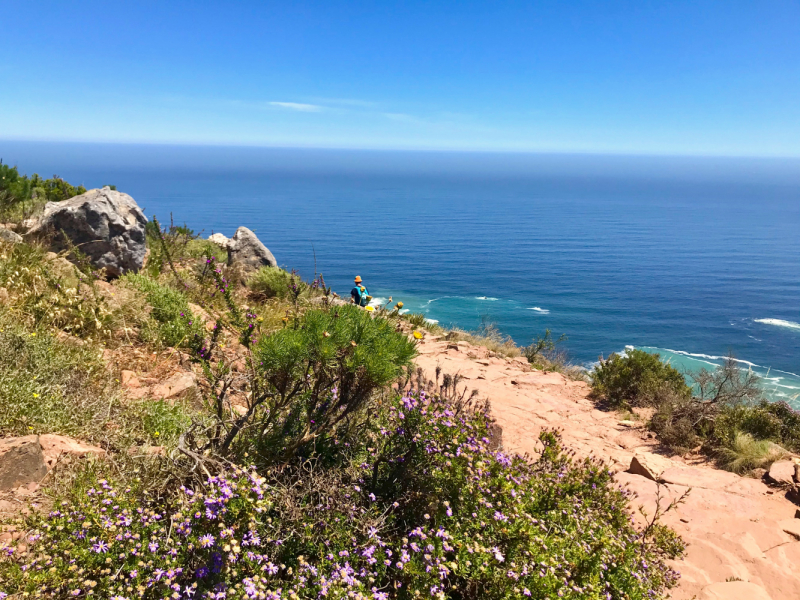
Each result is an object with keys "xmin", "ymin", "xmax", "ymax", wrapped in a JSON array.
[{"xmin": 0, "ymin": 390, "xmax": 681, "ymax": 599}]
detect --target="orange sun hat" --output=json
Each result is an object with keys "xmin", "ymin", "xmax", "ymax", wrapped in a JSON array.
[{"xmin": 354, "ymin": 275, "xmax": 362, "ymax": 283}]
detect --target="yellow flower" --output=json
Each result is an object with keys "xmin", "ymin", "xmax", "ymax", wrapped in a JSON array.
[
  {"xmin": 365, "ymin": 306, "xmax": 375, "ymax": 312},
  {"xmin": 413, "ymin": 331, "xmax": 423, "ymax": 340},
  {"xmin": 396, "ymin": 302, "xmax": 404, "ymax": 309},
  {"xmin": 33, "ymin": 393, "xmax": 39, "ymax": 398}
]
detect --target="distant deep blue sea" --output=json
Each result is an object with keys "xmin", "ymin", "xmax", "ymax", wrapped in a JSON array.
[{"xmin": 3, "ymin": 142, "xmax": 799, "ymax": 405}]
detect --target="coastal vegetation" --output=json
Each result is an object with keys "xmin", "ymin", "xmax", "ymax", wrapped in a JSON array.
[
  {"xmin": 0, "ymin": 170, "xmax": 687, "ymax": 599},
  {"xmin": 0, "ymin": 162, "xmax": 87, "ymax": 221},
  {"xmin": 592, "ymin": 350, "xmax": 800, "ymax": 472}
]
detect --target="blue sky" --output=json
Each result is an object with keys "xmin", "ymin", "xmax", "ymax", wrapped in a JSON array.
[{"xmin": 2, "ymin": 1, "xmax": 800, "ymax": 156}]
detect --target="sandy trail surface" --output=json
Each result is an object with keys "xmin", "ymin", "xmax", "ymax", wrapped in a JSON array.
[{"xmin": 415, "ymin": 335, "xmax": 800, "ymax": 600}]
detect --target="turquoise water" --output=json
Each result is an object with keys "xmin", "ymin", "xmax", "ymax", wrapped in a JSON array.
[{"xmin": 2, "ymin": 142, "xmax": 799, "ymax": 405}]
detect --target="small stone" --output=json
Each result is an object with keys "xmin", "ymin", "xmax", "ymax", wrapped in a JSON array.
[
  {"xmin": 151, "ymin": 371, "xmax": 197, "ymax": 399},
  {"xmin": 121, "ymin": 370, "xmax": 140, "ymax": 388},
  {"xmin": 618, "ymin": 420, "xmax": 636, "ymax": 427},
  {"xmin": 767, "ymin": 460, "xmax": 795, "ymax": 487},
  {"xmin": 0, "ymin": 226, "xmax": 23, "ymax": 244},
  {"xmin": 0, "ymin": 436, "xmax": 48, "ymax": 491},
  {"xmin": 627, "ymin": 452, "xmax": 677, "ymax": 481}
]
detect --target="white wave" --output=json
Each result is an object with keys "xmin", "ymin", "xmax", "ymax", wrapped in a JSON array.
[
  {"xmin": 475, "ymin": 296, "xmax": 498, "ymax": 301},
  {"xmin": 755, "ymin": 318, "xmax": 800, "ymax": 331},
  {"xmin": 641, "ymin": 346, "xmax": 800, "ymax": 379},
  {"xmin": 368, "ymin": 297, "xmax": 388, "ymax": 307},
  {"xmin": 424, "ymin": 318, "xmax": 439, "ymax": 325},
  {"xmin": 399, "ymin": 309, "xmax": 410, "ymax": 315},
  {"xmin": 526, "ymin": 307, "xmax": 550, "ymax": 314}
]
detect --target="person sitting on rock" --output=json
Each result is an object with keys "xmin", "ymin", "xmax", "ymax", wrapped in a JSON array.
[{"xmin": 350, "ymin": 275, "xmax": 370, "ymax": 307}]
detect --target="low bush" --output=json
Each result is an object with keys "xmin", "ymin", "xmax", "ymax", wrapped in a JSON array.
[
  {"xmin": 592, "ymin": 349, "xmax": 691, "ymax": 407},
  {"xmin": 1, "ymin": 390, "xmax": 683, "ymax": 600},
  {"xmin": 445, "ymin": 323, "xmax": 521, "ymax": 358},
  {"xmin": 0, "ymin": 162, "xmax": 87, "ymax": 221},
  {"xmin": 246, "ymin": 266, "xmax": 306, "ymax": 301},
  {"xmin": 120, "ymin": 273, "xmax": 205, "ymax": 349},
  {"xmin": 717, "ymin": 432, "xmax": 788, "ymax": 475},
  {"xmin": 0, "ymin": 241, "xmax": 116, "ymax": 340}
]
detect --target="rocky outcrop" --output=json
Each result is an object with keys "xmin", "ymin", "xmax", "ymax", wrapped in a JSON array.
[
  {"xmin": 0, "ymin": 226, "xmax": 22, "ymax": 244},
  {"xmin": 26, "ymin": 187, "xmax": 147, "ymax": 277},
  {"xmin": 0, "ymin": 436, "xmax": 48, "ymax": 490},
  {"xmin": 208, "ymin": 233, "xmax": 231, "ymax": 248},
  {"xmin": 227, "ymin": 227, "xmax": 277, "ymax": 273}
]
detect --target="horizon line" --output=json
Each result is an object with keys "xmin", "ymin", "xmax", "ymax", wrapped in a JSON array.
[{"xmin": 2, "ymin": 136, "xmax": 800, "ymax": 161}]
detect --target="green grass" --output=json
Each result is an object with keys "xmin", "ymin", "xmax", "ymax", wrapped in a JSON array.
[
  {"xmin": 120, "ymin": 272, "xmax": 206, "ymax": 348},
  {"xmin": 717, "ymin": 432, "xmax": 788, "ymax": 474}
]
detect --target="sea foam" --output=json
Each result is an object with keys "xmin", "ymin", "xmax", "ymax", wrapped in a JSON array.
[
  {"xmin": 754, "ymin": 318, "xmax": 800, "ymax": 331},
  {"xmin": 527, "ymin": 307, "xmax": 550, "ymax": 314}
]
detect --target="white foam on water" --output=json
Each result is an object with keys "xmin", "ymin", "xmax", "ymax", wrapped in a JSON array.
[
  {"xmin": 399, "ymin": 309, "xmax": 410, "ymax": 315},
  {"xmin": 475, "ymin": 296, "xmax": 499, "ymax": 301},
  {"xmin": 424, "ymin": 318, "xmax": 439, "ymax": 325},
  {"xmin": 368, "ymin": 297, "xmax": 388, "ymax": 307},
  {"xmin": 527, "ymin": 307, "xmax": 550, "ymax": 314},
  {"xmin": 754, "ymin": 318, "xmax": 800, "ymax": 331}
]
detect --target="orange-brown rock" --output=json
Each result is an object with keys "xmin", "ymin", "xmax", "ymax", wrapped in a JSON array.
[
  {"xmin": 413, "ymin": 334, "xmax": 800, "ymax": 600},
  {"xmin": 39, "ymin": 434, "xmax": 106, "ymax": 469}
]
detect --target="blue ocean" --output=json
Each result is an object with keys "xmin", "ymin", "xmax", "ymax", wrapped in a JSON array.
[{"xmin": 3, "ymin": 142, "xmax": 800, "ymax": 405}]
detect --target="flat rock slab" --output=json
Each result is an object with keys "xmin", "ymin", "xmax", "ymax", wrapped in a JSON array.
[
  {"xmin": 39, "ymin": 434, "xmax": 105, "ymax": 469},
  {"xmin": 0, "ymin": 436, "xmax": 47, "ymax": 490},
  {"xmin": 659, "ymin": 466, "xmax": 742, "ymax": 490},
  {"xmin": 699, "ymin": 581, "xmax": 773, "ymax": 600}
]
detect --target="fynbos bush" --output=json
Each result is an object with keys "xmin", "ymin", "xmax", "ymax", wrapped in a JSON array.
[
  {"xmin": 592, "ymin": 349, "xmax": 690, "ymax": 407},
  {"xmin": 1, "ymin": 391, "xmax": 683, "ymax": 600}
]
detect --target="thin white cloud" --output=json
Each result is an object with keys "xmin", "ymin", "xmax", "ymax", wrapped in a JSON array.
[
  {"xmin": 269, "ymin": 101, "xmax": 323, "ymax": 112},
  {"xmin": 383, "ymin": 112, "xmax": 423, "ymax": 124}
]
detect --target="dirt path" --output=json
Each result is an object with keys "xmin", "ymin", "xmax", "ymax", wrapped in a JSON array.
[{"xmin": 415, "ymin": 335, "xmax": 800, "ymax": 600}]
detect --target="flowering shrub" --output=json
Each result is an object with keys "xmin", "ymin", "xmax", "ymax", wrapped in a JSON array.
[{"xmin": 1, "ymin": 390, "xmax": 681, "ymax": 599}]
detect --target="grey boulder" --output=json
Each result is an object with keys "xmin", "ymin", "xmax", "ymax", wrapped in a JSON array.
[
  {"xmin": 227, "ymin": 226, "xmax": 277, "ymax": 272},
  {"xmin": 0, "ymin": 435, "xmax": 48, "ymax": 491},
  {"xmin": 27, "ymin": 187, "xmax": 147, "ymax": 277},
  {"xmin": 0, "ymin": 226, "xmax": 23, "ymax": 244}
]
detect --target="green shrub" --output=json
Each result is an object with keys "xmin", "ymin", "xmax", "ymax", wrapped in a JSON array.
[
  {"xmin": 1, "ymin": 162, "xmax": 87, "ymax": 221},
  {"xmin": 247, "ymin": 265, "xmax": 306, "ymax": 300},
  {"xmin": 120, "ymin": 273, "xmax": 205, "ymax": 349},
  {"xmin": 1, "ymin": 391, "xmax": 683, "ymax": 600},
  {"xmin": 214, "ymin": 305, "xmax": 417, "ymax": 463},
  {"xmin": 592, "ymin": 349, "xmax": 691, "ymax": 407}
]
